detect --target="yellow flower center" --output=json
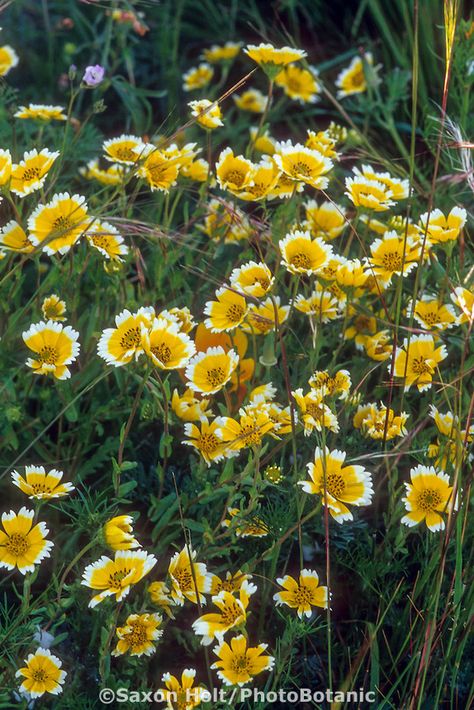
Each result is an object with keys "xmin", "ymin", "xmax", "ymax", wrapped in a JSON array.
[
  {"xmin": 417, "ymin": 310, "xmax": 439, "ymax": 326},
  {"xmin": 149, "ymin": 163, "xmax": 170, "ymax": 182},
  {"xmin": 253, "ymin": 276, "xmax": 270, "ymax": 290},
  {"xmin": 411, "ymin": 356, "xmax": 432, "ymax": 375},
  {"xmin": 355, "ymin": 315, "xmax": 373, "ymax": 333},
  {"xmin": 223, "ymin": 169, "xmax": 246, "ymax": 188},
  {"xmin": 381, "ymin": 251, "xmax": 402, "ymax": 271},
  {"xmin": 31, "ymin": 483, "xmax": 51, "ymax": 494},
  {"xmin": 219, "ymin": 579, "xmax": 237, "ymax": 593},
  {"xmin": 120, "ymin": 327, "xmax": 141, "ymax": 350},
  {"xmin": 126, "ymin": 621, "xmax": 148, "ymax": 649},
  {"xmin": 290, "ymin": 160, "xmax": 312, "ymax": 177},
  {"xmin": 197, "ymin": 432, "xmax": 220, "ymax": 454},
  {"xmin": 151, "ymin": 342, "xmax": 172, "ymax": 364},
  {"xmin": 286, "ymin": 76, "xmax": 303, "ymax": 92},
  {"xmin": 108, "ymin": 568, "xmax": 130, "ymax": 589},
  {"xmin": 417, "ymin": 488, "xmax": 442, "ymax": 511},
  {"xmin": 306, "ymin": 402, "xmax": 325, "ymax": 419},
  {"xmin": 21, "ymin": 166, "xmax": 41, "ymax": 182},
  {"xmin": 220, "ymin": 599, "xmax": 242, "ymax": 625},
  {"xmin": 240, "ymin": 424, "xmax": 263, "ymax": 446},
  {"xmin": 44, "ymin": 305, "xmax": 61, "ymax": 318},
  {"xmin": 231, "ymin": 653, "xmax": 251, "ymax": 675},
  {"xmin": 290, "ymin": 252, "xmax": 311, "ymax": 270},
  {"xmin": 321, "ymin": 471, "xmax": 346, "ymax": 498},
  {"xmin": 226, "ymin": 303, "xmax": 245, "ymax": 323},
  {"xmin": 114, "ymin": 146, "xmax": 137, "ymax": 161},
  {"xmin": 39, "ymin": 346, "xmax": 59, "ymax": 365},
  {"xmin": 206, "ymin": 366, "xmax": 226, "ymax": 388},
  {"xmin": 32, "ymin": 668, "xmax": 49, "ymax": 682},
  {"xmin": 293, "ymin": 584, "xmax": 313, "ymax": 605},
  {"xmin": 173, "ymin": 566, "xmax": 193, "ymax": 592},
  {"xmin": 52, "ymin": 215, "xmax": 73, "ymax": 233},
  {"xmin": 350, "ymin": 68, "xmax": 365, "ymax": 88},
  {"xmin": 91, "ymin": 234, "xmax": 113, "ymax": 250},
  {"xmin": 6, "ymin": 533, "xmax": 29, "ymax": 557}
]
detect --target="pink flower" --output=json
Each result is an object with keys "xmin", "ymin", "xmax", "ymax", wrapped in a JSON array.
[{"xmin": 82, "ymin": 64, "xmax": 105, "ymax": 87}]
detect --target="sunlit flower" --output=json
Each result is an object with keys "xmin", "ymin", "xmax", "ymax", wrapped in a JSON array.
[
  {"xmin": 192, "ymin": 580, "xmax": 256, "ymax": 645},
  {"xmin": 242, "ymin": 296, "xmax": 289, "ymax": 335},
  {"xmin": 172, "ymin": 388, "xmax": 212, "ymax": 423},
  {"xmin": 236, "ymin": 158, "xmax": 280, "ymax": 201},
  {"xmin": 97, "ymin": 307, "xmax": 154, "ymax": 367},
  {"xmin": 183, "ymin": 420, "xmax": 228, "ymax": 466},
  {"xmin": 392, "ymin": 334, "xmax": 447, "ymax": 391},
  {"xmin": 418, "ymin": 207, "xmax": 467, "ymax": 245},
  {"xmin": 79, "ymin": 158, "xmax": 124, "ymax": 185},
  {"xmin": 81, "ymin": 549, "xmax": 157, "ymax": 607},
  {"xmin": 335, "ymin": 53, "xmax": 376, "ymax": 98},
  {"xmin": 216, "ymin": 148, "xmax": 255, "ymax": 193},
  {"xmin": 211, "ymin": 634, "xmax": 274, "ymax": 686},
  {"xmin": 142, "ymin": 317, "xmax": 195, "ymax": 369},
  {"xmin": 28, "ymin": 193, "xmax": 89, "ymax": 255},
  {"xmin": 273, "ymin": 570, "xmax": 328, "ymax": 618},
  {"xmin": 305, "ymin": 129, "xmax": 338, "ymax": 157},
  {"xmin": 229, "ymin": 261, "xmax": 274, "ymax": 298},
  {"xmin": 408, "ymin": 297, "xmax": 457, "ymax": 330},
  {"xmin": 189, "ymin": 99, "xmax": 223, "ymax": 129},
  {"xmin": 353, "ymin": 164, "xmax": 409, "ymax": 201},
  {"xmin": 401, "ymin": 465, "xmax": 456, "ymax": 531},
  {"xmin": 279, "ymin": 230, "xmax": 332, "ymax": 275},
  {"xmin": 216, "ymin": 407, "xmax": 275, "ymax": 451},
  {"xmin": 353, "ymin": 402, "xmax": 408, "ymax": 440},
  {"xmin": 168, "ymin": 545, "xmax": 212, "ymax": 605},
  {"xmin": 0, "ymin": 508, "xmax": 53, "ymax": 575},
  {"xmin": 292, "ymin": 388, "xmax": 339, "ymax": 435},
  {"xmin": 148, "ymin": 580, "xmax": 176, "ymax": 619},
  {"xmin": 14, "ymin": 104, "xmax": 66, "ymax": 121},
  {"xmin": 160, "ymin": 669, "xmax": 206, "ymax": 710},
  {"xmin": 136, "ymin": 145, "xmax": 180, "ymax": 192},
  {"xmin": 368, "ymin": 231, "xmax": 421, "ymax": 285},
  {"xmin": 103, "ymin": 134, "xmax": 145, "ymax": 164},
  {"xmin": 245, "ymin": 42, "xmax": 306, "ymax": 78},
  {"xmin": 185, "ymin": 346, "xmax": 239, "ymax": 394},
  {"xmin": 183, "ymin": 63, "xmax": 214, "ymax": 91},
  {"xmin": 16, "ymin": 648, "xmax": 66, "ymax": 699},
  {"xmin": 11, "ymin": 466, "xmax": 74, "ymax": 499},
  {"xmin": 451, "ymin": 286, "xmax": 474, "ymax": 325},
  {"xmin": 346, "ymin": 162, "xmax": 398, "ymax": 209},
  {"xmin": 10, "ymin": 148, "xmax": 59, "ymax": 197},
  {"xmin": 294, "ymin": 286, "xmax": 340, "ymax": 322},
  {"xmin": 0, "ymin": 45, "xmax": 19, "ymax": 76},
  {"xmin": 304, "ymin": 200, "xmax": 346, "ymax": 240},
  {"xmin": 22, "ymin": 320, "xmax": 80, "ymax": 380},
  {"xmin": 274, "ymin": 141, "xmax": 333, "ymax": 190},
  {"xmin": 0, "ymin": 148, "xmax": 12, "ymax": 184},
  {"xmin": 112, "ymin": 612, "xmax": 162, "ymax": 657},
  {"xmin": 298, "ymin": 446, "xmax": 374, "ymax": 523},
  {"xmin": 204, "ymin": 287, "xmax": 248, "ymax": 332},
  {"xmin": 308, "ymin": 369, "xmax": 351, "ymax": 399},
  {"xmin": 202, "ymin": 42, "xmax": 241, "ymax": 63},
  {"xmin": 41, "ymin": 294, "xmax": 66, "ymax": 321},
  {"xmin": 222, "ymin": 507, "xmax": 269, "ymax": 538},
  {"xmin": 233, "ymin": 88, "xmax": 268, "ymax": 113},
  {"xmin": 86, "ymin": 220, "xmax": 129, "ymax": 261},
  {"xmin": 275, "ymin": 64, "xmax": 320, "ymax": 103},
  {"xmin": 103, "ymin": 515, "xmax": 140, "ymax": 551},
  {"xmin": 0, "ymin": 220, "xmax": 34, "ymax": 253}
]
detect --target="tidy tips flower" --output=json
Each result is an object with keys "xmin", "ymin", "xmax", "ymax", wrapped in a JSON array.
[
  {"xmin": 273, "ymin": 569, "xmax": 328, "ymax": 618},
  {"xmin": 211, "ymin": 634, "xmax": 274, "ymax": 686},
  {"xmin": 82, "ymin": 549, "xmax": 157, "ymax": 607},
  {"xmin": 22, "ymin": 320, "xmax": 80, "ymax": 380},
  {"xmin": 11, "ymin": 466, "xmax": 74, "ymax": 499},
  {"xmin": 112, "ymin": 612, "xmax": 163, "ymax": 657},
  {"xmin": 16, "ymin": 648, "xmax": 66, "ymax": 699},
  {"xmin": 401, "ymin": 465, "xmax": 456, "ymax": 532},
  {"xmin": 0, "ymin": 508, "xmax": 53, "ymax": 575}
]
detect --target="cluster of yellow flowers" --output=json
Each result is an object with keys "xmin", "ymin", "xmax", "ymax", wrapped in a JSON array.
[{"xmin": 1, "ymin": 34, "xmax": 472, "ymax": 703}]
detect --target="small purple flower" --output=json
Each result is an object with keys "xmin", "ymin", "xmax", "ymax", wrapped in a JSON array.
[{"xmin": 82, "ymin": 64, "xmax": 105, "ymax": 87}]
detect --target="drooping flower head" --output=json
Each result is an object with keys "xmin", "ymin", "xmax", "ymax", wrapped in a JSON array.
[{"xmin": 245, "ymin": 42, "xmax": 306, "ymax": 79}]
